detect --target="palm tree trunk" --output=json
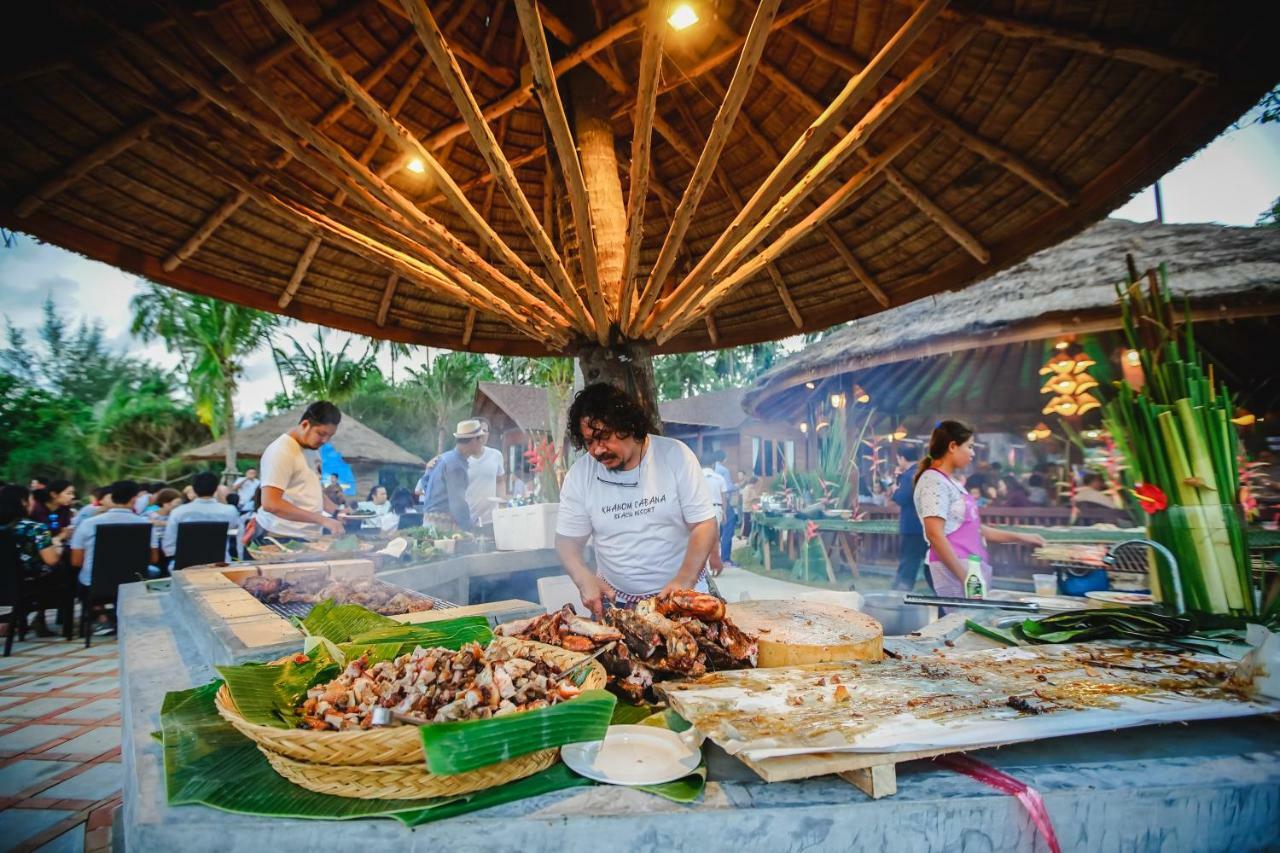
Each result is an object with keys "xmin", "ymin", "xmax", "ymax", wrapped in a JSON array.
[{"xmin": 223, "ymin": 380, "xmax": 237, "ymax": 480}]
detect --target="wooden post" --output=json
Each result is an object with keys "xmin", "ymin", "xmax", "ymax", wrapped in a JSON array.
[
  {"xmin": 570, "ymin": 68, "xmax": 627, "ymax": 321},
  {"xmin": 576, "ymin": 340, "xmax": 664, "ymax": 432}
]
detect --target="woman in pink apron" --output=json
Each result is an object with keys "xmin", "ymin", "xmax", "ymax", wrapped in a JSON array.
[{"xmin": 912, "ymin": 421, "xmax": 1046, "ymax": 597}]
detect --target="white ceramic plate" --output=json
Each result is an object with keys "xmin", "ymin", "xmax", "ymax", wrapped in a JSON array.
[
  {"xmin": 1085, "ymin": 590, "xmax": 1155, "ymax": 606},
  {"xmin": 561, "ymin": 725, "xmax": 701, "ymax": 786}
]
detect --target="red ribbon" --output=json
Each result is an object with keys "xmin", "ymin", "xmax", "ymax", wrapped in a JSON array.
[{"xmin": 935, "ymin": 754, "xmax": 1061, "ymax": 853}]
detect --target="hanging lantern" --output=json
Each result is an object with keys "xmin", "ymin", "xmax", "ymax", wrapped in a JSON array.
[
  {"xmin": 853, "ymin": 385, "xmax": 870, "ymax": 404},
  {"xmin": 1039, "ymin": 340, "xmax": 1100, "ymax": 419},
  {"xmin": 1231, "ymin": 409, "xmax": 1256, "ymax": 427},
  {"xmin": 891, "ymin": 425, "xmax": 907, "ymax": 441}
]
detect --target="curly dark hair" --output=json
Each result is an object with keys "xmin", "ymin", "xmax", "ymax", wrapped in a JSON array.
[{"xmin": 566, "ymin": 383, "xmax": 654, "ymax": 452}]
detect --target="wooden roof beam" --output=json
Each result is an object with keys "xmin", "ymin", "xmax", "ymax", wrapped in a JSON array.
[
  {"xmin": 632, "ymin": 0, "xmax": 783, "ymax": 333},
  {"xmin": 163, "ymin": 134, "xmax": 565, "ymax": 346},
  {"xmin": 663, "ymin": 90, "xmax": 805, "ymax": 333},
  {"xmin": 514, "ymin": 0, "xmax": 610, "ymax": 344},
  {"xmin": 282, "ymin": 53, "xmax": 434, "ymax": 310},
  {"xmin": 376, "ymin": 272, "xmax": 399, "ymax": 327},
  {"xmin": 373, "ymin": 0, "xmax": 515, "ymax": 87},
  {"xmin": 817, "ymin": 222, "xmax": 891, "ymax": 307},
  {"xmin": 167, "ymin": 31, "xmax": 418, "ymax": 280},
  {"xmin": 162, "ymin": 188, "xmax": 250, "ymax": 272},
  {"xmin": 699, "ymin": 73, "xmax": 886, "ymax": 318},
  {"xmin": 145, "ymin": 7, "xmax": 563, "ymax": 331},
  {"xmin": 15, "ymin": 116, "xmax": 164, "ymax": 217},
  {"xmin": 666, "ymin": 0, "xmax": 950, "ymax": 322},
  {"xmin": 461, "ymin": 308, "xmax": 478, "ymax": 346},
  {"xmin": 781, "ymin": 25, "xmax": 1073, "ymax": 206},
  {"xmin": 618, "ymin": 0, "xmax": 669, "ymax": 334},
  {"xmin": 647, "ymin": 24, "xmax": 976, "ymax": 338},
  {"xmin": 258, "ymin": 0, "xmax": 572, "ymax": 322},
  {"xmin": 907, "ymin": 0, "xmax": 1220, "ymax": 85},
  {"xmin": 384, "ymin": 8, "xmax": 646, "ymax": 173},
  {"xmin": 400, "ymin": 0, "xmax": 590, "ymax": 335},
  {"xmin": 751, "ymin": 60, "xmax": 991, "ymax": 262},
  {"xmin": 660, "ymin": 129, "xmax": 924, "ymax": 341}
]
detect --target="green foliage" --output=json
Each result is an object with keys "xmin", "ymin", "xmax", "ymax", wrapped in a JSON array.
[
  {"xmin": 652, "ymin": 342, "xmax": 782, "ymax": 401},
  {"xmin": 130, "ymin": 282, "xmax": 282, "ymax": 450},
  {"xmin": 272, "ymin": 328, "xmax": 383, "ymax": 404},
  {"xmin": 402, "ymin": 352, "xmax": 495, "ymax": 455},
  {"xmin": 0, "ymin": 297, "xmax": 211, "ymax": 487}
]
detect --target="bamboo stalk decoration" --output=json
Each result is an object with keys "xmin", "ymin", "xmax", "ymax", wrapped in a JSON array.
[{"xmin": 1102, "ymin": 265, "xmax": 1253, "ymax": 615}]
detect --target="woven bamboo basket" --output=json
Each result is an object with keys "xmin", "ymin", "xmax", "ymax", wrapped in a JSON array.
[
  {"xmin": 215, "ymin": 636, "xmax": 605, "ymax": 796},
  {"xmin": 259, "ymin": 744, "xmax": 559, "ymax": 800}
]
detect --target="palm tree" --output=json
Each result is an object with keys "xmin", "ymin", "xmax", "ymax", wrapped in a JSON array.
[
  {"xmin": 130, "ymin": 283, "xmax": 282, "ymax": 475},
  {"xmin": 272, "ymin": 329, "xmax": 382, "ymax": 404},
  {"xmin": 405, "ymin": 352, "xmax": 494, "ymax": 452},
  {"xmin": 654, "ymin": 352, "xmax": 715, "ymax": 400}
]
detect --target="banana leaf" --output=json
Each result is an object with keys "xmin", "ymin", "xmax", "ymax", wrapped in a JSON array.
[
  {"xmin": 216, "ymin": 649, "xmax": 342, "ymax": 729},
  {"xmin": 159, "ymin": 682, "xmax": 594, "ymax": 824},
  {"xmin": 420, "ymin": 689, "xmax": 616, "ymax": 775},
  {"xmin": 301, "ymin": 599, "xmax": 399, "ymax": 641},
  {"xmin": 346, "ymin": 618, "xmax": 493, "ymax": 649}
]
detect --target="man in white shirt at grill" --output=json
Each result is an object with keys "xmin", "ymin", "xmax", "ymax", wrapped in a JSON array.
[
  {"xmin": 253, "ymin": 401, "xmax": 346, "ymax": 542},
  {"xmin": 556, "ymin": 383, "xmax": 718, "ymax": 618},
  {"xmin": 465, "ymin": 418, "xmax": 506, "ymax": 526}
]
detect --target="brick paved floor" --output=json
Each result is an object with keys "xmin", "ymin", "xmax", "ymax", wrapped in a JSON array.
[{"xmin": 0, "ymin": 628, "xmax": 120, "ymax": 853}]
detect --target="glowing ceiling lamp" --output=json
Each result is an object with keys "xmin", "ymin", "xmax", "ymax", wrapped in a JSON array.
[
  {"xmin": 799, "ymin": 422, "xmax": 809, "ymax": 434},
  {"xmin": 829, "ymin": 392, "xmax": 846, "ymax": 409},
  {"xmin": 804, "ymin": 381, "xmax": 816, "ymax": 390},
  {"xmin": 1125, "ymin": 349, "xmax": 1142, "ymax": 366},
  {"xmin": 668, "ymin": 3, "xmax": 699, "ymax": 30},
  {"xmin": 406, "ymin": 158, "xmax": 426, "ymax": 174},
  {"xmin": 891, "ymin": 425, "xmax": 907, "ymax": 441},
  {"xmin": 853, "ymin": 385, "xmax": 870, "ymax": 404}
]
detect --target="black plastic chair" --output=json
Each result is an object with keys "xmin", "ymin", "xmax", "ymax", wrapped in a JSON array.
[
  {"xmin": 397, "ymin": 511, "xmax": 425, "ymax": 530},
  {"xmin": 0, "ymin": 529, "xmax": 28, "ymax": 656},
  {"xmin": 80, "ymin": 522, "xmax": 151, "ymax": 647},
  {"xmin": 172, "ymin": 521, "xmax": 231, "ymax": 570}
]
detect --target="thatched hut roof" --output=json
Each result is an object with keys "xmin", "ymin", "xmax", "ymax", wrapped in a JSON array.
[
  {"xmin": 184, "ymin": 406, "xmax": 424, "ymax": 467},
  {"xmin": 474, "ymin": 381, "xmax": 553, "ymax": 434},
  {"xmin": 744, "ymin": 219, "xmax": 1280, "ymax": 423},
  {"xmin": 1, "ymin": 3, "xmax": 1274, "ymax": 354},
  {"xmin": 660, "ymin": 388, "xmax": 752, "ymax": 430}
]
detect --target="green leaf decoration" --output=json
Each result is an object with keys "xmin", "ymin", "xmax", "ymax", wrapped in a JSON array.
[
  {"xmin": 964, "ymin": 619, "xmax": 1021, "ymax": 647},
  {"xmin": 609, "ymin": 702, "xmax": 661, "ymax": 726},
  {"xmin": 216, "ymin": 650, "xmax": 340, "ymax": 729},
  {"xmin": 159, "ymin": 682, "xmax": 593, "ymax": 823},
  {"xmin": 301, "ymin": 599, "xmax": 399, "ymax": 643},
  {"xmin": 420, "ymin": 689, "xmax": 616, "ymax": 776}
]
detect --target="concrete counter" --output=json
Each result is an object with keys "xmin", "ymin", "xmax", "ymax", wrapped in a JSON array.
[{"xmin": 120, "ymin": 583, "xmax": 1280, "ymax": 852}]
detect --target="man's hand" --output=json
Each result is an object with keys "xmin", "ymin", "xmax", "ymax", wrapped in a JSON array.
[
  {"xmin": 574, "ymin": 574, "xmax": 615, "ymax": 620},
  {"xmin": 1020, "ymin": 533, "xmax": 1048, "ymax": 548},
  {"xmin": 708, "ymin": 547, "xmax": 725, "ymax": 577},
  {"xmin": 321, "ymin": 517, "xmax": 346, "ymax": 537}
]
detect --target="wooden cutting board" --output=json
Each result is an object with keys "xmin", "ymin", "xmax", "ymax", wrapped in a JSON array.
[{"xmin": 727, "ymin": 600, "xmax": 884, "ymax": 667}]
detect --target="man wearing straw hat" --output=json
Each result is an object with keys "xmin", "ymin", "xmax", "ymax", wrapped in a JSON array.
[{"xmin": 421, "ymin": 419, "xmax": 488, "ymax": 532}]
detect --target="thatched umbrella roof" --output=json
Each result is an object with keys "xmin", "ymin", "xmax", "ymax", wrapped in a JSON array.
[
  {"xmin": 743, "ymin": 219, "xmax": 1280, "ymax": 424},
  {"xmin": 1, "ymin": 2, "xmax": 1275, "ymax": 355},
  {"xmin": 184, "ymin": 406, "xmax": 425, "ymax": 466}
]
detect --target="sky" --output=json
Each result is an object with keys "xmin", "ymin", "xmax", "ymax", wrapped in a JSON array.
[{"xmin": 1, "ymin": 105, "xmax": 1276, "ymax": 424}]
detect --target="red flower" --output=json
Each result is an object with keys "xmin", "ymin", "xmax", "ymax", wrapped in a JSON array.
[{"xmin": 1132, "ymin": 483, "xmax": 1168, "ymax": 514}]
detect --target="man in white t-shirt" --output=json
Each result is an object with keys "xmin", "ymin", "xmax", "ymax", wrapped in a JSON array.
[
  {"xmin": 465, "ymin": 419, "xmax": 506, "ymax": 525},
  {"xmin": 232, "ymin": 467, "xmax": 260, "ymax": 512},
  {"xmin": 254, "ymin": 402, "xmax": 345, "ymax": 541},
  {"xmin": 556, "ymin": 383, "xmax": 718, "ymax": 617}
]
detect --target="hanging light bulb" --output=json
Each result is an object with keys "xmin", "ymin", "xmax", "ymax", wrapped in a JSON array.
[
  {"xmin": 406, "ymin": 158, "xmax": 426, "ymax": 173},
  {"xmin": 799, "ymin": 422, "xmax": 809, "ymax": 434},
  {"xmin": 829, "ymin": 392, "xmax": 846, "ymax": 409},
  {"xmin": 804, "ymin": 381, "xmax": 816, "ymax": 390},
  {"xmin": 1026, "ymin": 430, "xmax": 1039, "ymax": 442},
  {"xmin": 1125, "ymin": 349, "xmax": 1142, "ymax": 366},
  {"xmin": 668, "ymin": 3, "xmax": 699, "ymax": 30}
]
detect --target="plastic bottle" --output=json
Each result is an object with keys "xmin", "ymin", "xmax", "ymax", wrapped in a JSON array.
[{"xmin": 963, "ymin": 554, "xmax": 987, "ymax": 599}]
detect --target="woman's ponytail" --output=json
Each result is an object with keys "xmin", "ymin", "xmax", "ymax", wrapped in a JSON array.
[{"xmin": 913, "ymin": 420, "xmax": 976, "ymax": 487}]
